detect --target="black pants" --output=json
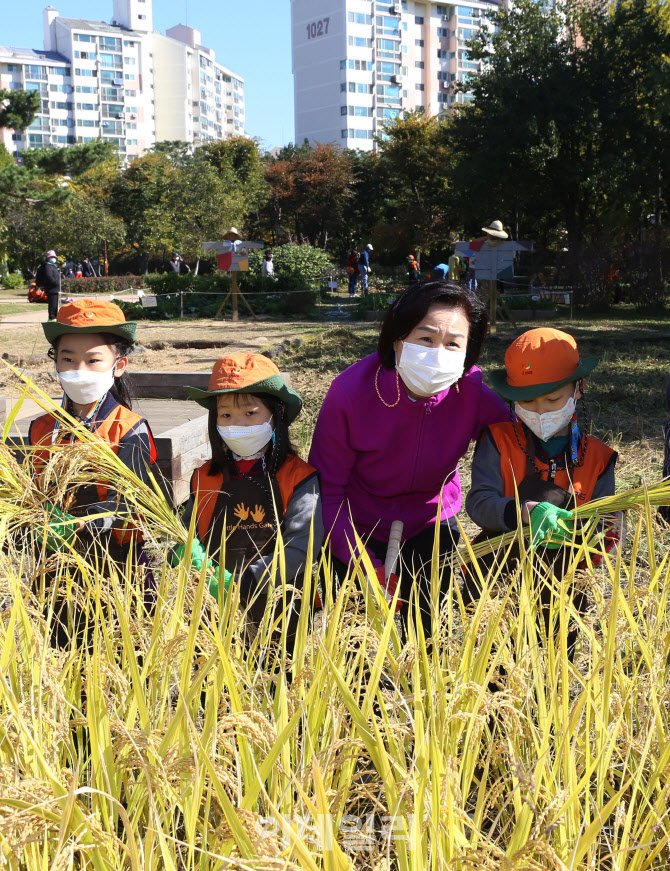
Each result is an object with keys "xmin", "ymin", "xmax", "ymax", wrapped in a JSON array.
[
  {"xmin": 47, "ymin": 291, "xmax": 59, "ymax": 320},
  {"xmin": 331, "ymin": 520, "xmax": 459, "ymax": 641}
]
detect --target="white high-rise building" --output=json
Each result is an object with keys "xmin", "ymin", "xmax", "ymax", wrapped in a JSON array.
[
  {"xmin": 291, "ymin": 0, "xmax": 500, "ymax": 151},
  {"xmin": 153, "ymin": 26, "xmax": 245, "ymax": 145},
  {"xmin": 0, "ymin": 1, "xmax": 245, "ymax": 159}
]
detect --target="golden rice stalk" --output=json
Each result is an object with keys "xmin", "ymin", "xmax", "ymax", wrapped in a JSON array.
[
  {"xmin": 1, "ymin": 361, "xmax": 187, "ymax": 547},
  {"xmin": 454, "ymin": 477, "xmax": 670, "ymax": 566}
]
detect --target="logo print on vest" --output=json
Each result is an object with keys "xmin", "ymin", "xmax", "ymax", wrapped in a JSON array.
[{"xmin": 233, "ymin": 502, "xmax": 266, "ymax": 523}]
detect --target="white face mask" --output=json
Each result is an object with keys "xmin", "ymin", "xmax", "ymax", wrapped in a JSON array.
[
  {"xmin": 217, "ymin": 420, "xmax": 274, "ymax": 458},
  {"xmin": 396, "ymin": 341, "xmax": 466, "ymax": 397},
  {"xmin": 58, "ymin": 366, "xmax": 117, "ymax": 405},
  {"xmin": 515, "ymin": 391, "xmax": 576, "ymax": 442}
]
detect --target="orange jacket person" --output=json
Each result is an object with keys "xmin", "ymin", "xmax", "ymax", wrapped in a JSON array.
[
  {"xmin": 464, "ymin": 328, "xmax": 620, "ymax": 655},
  {"xmin": 29, "ymin": 299, "xmax": 157, "ymax": 570},
  {"xmin": 181, "ymin": 354, "xmax": 323, "ymax": 653}
]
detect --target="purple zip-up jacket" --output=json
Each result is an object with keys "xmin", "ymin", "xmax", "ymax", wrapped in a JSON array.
[{"xmin": 308, "ymin": 353, "xmax": 510, "ymax": 568}]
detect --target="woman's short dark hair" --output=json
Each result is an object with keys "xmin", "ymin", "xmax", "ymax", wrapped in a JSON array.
[
  {"xmin": 378, "ymin": 280, "xmax": 489, "ymax": 372},
  {"xmin": 207, "ymin": 392, "xmax": 295, "ymax": 477}
]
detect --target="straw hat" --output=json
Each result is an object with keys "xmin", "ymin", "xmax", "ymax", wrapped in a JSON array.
[
  {"xmin": 43, "ymin": 299, "xmax": 136, "ymax": 344},
  {"xmin": 223, "ymin": 228, "xmax": 243, "ymax": 241},
  {"xmin": 185, "ymin": 353, "xmax": 303, "ymax": 424},
  {"xmin": 481, "ymin": 220, "xmax": 508, "ymax": 240},
  {"xmin": 489, "ymin": 328, "xmax": 598, "ymax": 401}
]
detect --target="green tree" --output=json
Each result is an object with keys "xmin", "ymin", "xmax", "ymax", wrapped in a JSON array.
[
  {"xmin": 451, "ymin": 0, "xmax": 670, "ymax": 268},
  {"xmin": 0, "ymin": 89, "xmax": 40, "ymax": 130},
  {"xmin": 109, "ymin": 152, "xmax": 173, "ymax": 272},
  {"xmin": 264, "ymin": 142, "xmax": 356, "ymax": 249},
  {"xmin": 374, "ymin": 111, "xmax": 457, "ymax": 257},
  {"xmin": 144, "ymin": 152, "xmax": 245, "ymax": 272},
  {"xmin": 201, "ymin": 137, "xmax": 268, "ymax": 226}
]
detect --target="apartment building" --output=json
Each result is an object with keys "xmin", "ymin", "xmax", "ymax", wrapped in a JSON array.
[
  {"xmin": 0, "ymin": 0, "xmax": 245, "ymax": 158},
  {"xmin": 290, "ymin": 0, "xmax": 500, "ymax": 150},
  {"xmin": 153, "ymin": 26, "xmax": 245, "ymax": 144}
]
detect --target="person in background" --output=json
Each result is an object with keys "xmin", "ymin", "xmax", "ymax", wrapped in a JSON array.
[
  {"xmin": 448, "ymin": 252, "xmax": 463, "ymax": 282},
  {"xmin": 34, "ymin": 249, "xmax": 61, "ymax": 321},
  {"xmin": 358, "ymin": 243, "xmax": 373, "ymax": 294},
  {"xmin": 347, "ymin": 250, "xmax": 360, "ymax": 297},
  {"xmin": 81, "ymin": 258, "xmax": 94, "ymax": 278},
  {"xmin": 432, "ymin": 262, "xmax": 449, "ymax": 280},
  {"xmin": 167, "ymin": 252, "xmax": 188, "ymax": 274},
  {"xmin": 407, "ymin": 254, "xmax": 419, "ymax": 284},
  {"xmin": 261, "ymin": 250, "xmax": 275, "ymax": 278},
  {"xmin": 309, "ymin": 280, "xmax": 509, "ymax": 639}
]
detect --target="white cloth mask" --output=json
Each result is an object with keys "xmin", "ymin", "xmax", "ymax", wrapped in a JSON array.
[
  {"xmin": 396, "ymin": 341, "xmax": 466, "ymax": 397},
  {"xmin": 515, "ymin": 392, "xmax": 576, "ymax": 442},
  {"xmin": 217, "ymin": 420, "xmax": 274, "ymax": 458},
  {"xmin": 58, "ymin": 366, "xmax": 116, "ymax": 405}
]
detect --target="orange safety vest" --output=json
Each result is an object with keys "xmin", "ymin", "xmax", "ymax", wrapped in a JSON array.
[
  {"xmin": 29, "ymin": 404, "xmax": 157, "ymax": 544},
  {"xmin": 191, "ymin": 452, "xmax": 317, "ymax": 546},
  {"xmin": 488, "ymin": 421, "xmax": 616, "ymax": 506}
]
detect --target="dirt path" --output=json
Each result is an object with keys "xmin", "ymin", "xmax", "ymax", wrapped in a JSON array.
[{"xmin": 0, "ymin": 315, "xmax": 332, "ymax": 395}]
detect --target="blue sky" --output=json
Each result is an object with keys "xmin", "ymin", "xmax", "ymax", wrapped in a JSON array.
[{"xmin": 3, "ymin": 0, "xmax": 295, "ymax": 151}]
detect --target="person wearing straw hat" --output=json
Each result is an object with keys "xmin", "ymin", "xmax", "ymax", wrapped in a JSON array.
[
  {"xmin": 463, "ymin": 328, "xmax": 621, "ymax": 652},
  {"xmin": 28, "ymin": 299, "xmax": 158, "ymax": 645},
  {"xmin": 181, "ymin": 353, "xmax": 323, "ymax": 652}
]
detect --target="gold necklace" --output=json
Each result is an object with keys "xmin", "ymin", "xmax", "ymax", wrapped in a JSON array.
[{"xmin": 375, "ymin": 365, "xmax": 401, "ymax": 407}]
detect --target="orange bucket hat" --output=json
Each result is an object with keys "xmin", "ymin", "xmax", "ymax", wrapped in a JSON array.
[
  {"xmin": 489, "ymin": 328, "xmax": 598, "ymax": 400},
  {"xmin": 43, "ymin": 299, "xmax": 136, "ymax": 344},
  {"xmin": 185, "ymin": 353, "xmax": 303, "ymax": 424}
]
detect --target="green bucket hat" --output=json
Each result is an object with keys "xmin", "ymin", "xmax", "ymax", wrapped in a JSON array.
[
  {"xmin": 185, "ymin": 353, "xmax": 303, "ymax": 424},
  {"xmin": 489, "ymin": 327, "xmax": 598, "ymax": 401}
]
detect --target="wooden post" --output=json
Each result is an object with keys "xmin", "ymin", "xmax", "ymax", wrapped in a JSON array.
[
  {"xmin": 489, "ymin": 279, "xmax": 497, "ymax": 335},
  {"xmin": 179, "ymin": 291, "xmax": 184, "ymax": 319},
  {"xmin": 231, "ymin": 271, "xmax": 239, "ymax": 322}
]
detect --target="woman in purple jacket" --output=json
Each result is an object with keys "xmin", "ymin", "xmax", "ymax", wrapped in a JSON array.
[{"xmin": 309, "ymin": 280, "xmax": 510, "ymax": 637}]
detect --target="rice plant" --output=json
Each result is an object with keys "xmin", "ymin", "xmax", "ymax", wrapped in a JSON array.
[{"xmin": 1, "ymin": 372, "xmax": 670, "ymax": 868}]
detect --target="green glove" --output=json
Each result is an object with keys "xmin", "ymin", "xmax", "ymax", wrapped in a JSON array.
[
  {"xmin": 206, "ymin": 566, "xmax": 233, "ymax": 601},
  {"xmin": 172, "ymin": 538, "xmax": 209, "ymax": 571},
  {"xmin": 173, "ymin": 539, "xmax": 232, "ymax": 599},
  {"xmin": 40, "ymin": 502, "xmax": 78, "ymax": 551},
  {"xmin": 529, "ymin": 502, "xmax": 574, "ymax": 550}
]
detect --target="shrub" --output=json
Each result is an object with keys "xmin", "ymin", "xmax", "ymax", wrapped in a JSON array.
[
  {"xmin": 62, "ymin": 276, "xmax": 146, "ymax": 295},
  {"xmin": 1, "ymin": 272, "xmax": 25, "ymax": 290}
]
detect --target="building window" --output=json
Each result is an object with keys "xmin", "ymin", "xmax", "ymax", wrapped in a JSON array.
[
  {"xmin": 348, "ymin": 12, "xmax": 372, "ymax": 23},
  {"xmin": 138, "ymin": 14, "xmax": 146, "ymax": 19},
  {"xmin": 415, "ymin": 39, "xmax": 424, "ymax": 46},
  {"xmin": 348, "ymin": 36, "xmax": 372, "ymax": 47},
  {"xmin": 340, "ymin": 82, "xmax": 346, "ymax": 92},
  {"xmin": 415, "ymin": 83, "xmax": 424, "ymax": 90},
  {"xmin": 341, "ymin": 129, "xmax": 348, "ymax": 139},
  {"xmin": 341, "ymin": 105, "xmax": 348, "ymax": 115},
  {"xmin": 415, "ymin": 61, "xmax": 424, "ymax": 68},
  {"xmin": 415, "ymin": 16, "xmax": 424, "ymax": 24},
  {"xmin": 125, "ymin": 74, "xmax": 136, "ymax": 80}
]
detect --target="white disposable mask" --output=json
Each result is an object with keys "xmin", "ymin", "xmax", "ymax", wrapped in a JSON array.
[
  {"xmin": 58, "ymin": 366, "xmax": 116, "ymax": 405},
  {"xmin": 396, "ymin": 341, "xmax": 466, "ymax": 397},
  {"xmin": 515, "ymin": 391, "xmax": 576, "ymax": 442},
  {"xmin": 217, "ymin": 420, "xmax": 274, "ymax": 458}
]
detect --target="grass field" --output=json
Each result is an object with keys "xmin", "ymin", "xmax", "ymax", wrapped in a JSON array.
[{"xmin": 1, "ymin": 310, "xmax": 670, "ymax": 868}]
